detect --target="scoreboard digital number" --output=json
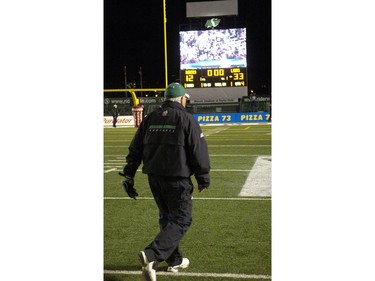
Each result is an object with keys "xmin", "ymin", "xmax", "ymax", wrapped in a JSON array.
[{"xmin": 181, "ymin": 67, "xmax": 247, "ymax": 88}]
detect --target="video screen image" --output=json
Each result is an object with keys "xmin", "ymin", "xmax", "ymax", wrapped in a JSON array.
[{"xmin": 180, "ymin": 28, "xmax": 247, "ymax": 69}]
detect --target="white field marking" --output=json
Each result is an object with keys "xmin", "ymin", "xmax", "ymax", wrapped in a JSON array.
[
  {"xmin": 103, "ymin": 269, "xmax": 271, "ymax": 279},
  {"xmin": 239, "ymin": 156, "xmax": 272, "ymax": 197},
  {"xmin": 104, "ymin": 146, "xmax": 130, "ymax": 148},
  {"xmin": 104, "ymin": 154, "xmax": 263, "ymax": 157},
  {"xmin": 104, "ymin": 168, "xmax": 117, "ymax": 173},
  {"xmin": 208, "ymin": 133, "xmax": 270, "ymax": 135},
  {"xmin": 104, "ymin": 156, "xmax": 260, "ymax": 170},
  {"xmin": 208, "ymin": 132, "xmax": 270, "ymax": 134},
  {"xmin": 103, "ymin": 168, "xmax": 252, "ymax": 172},
  {"xmin": 212, "ymin": 126, "xmax": 272, "ymax": 132},
  {"xmin": 218, "ymin": 130, "xmax": 270, "ymax": 133},
  {"xmin": 212, "ymin": 169, "xmax": 251, "ymax": 172},
  {"xmin": 105, "ymin": 139, "xmax": 133, "ymax": 142},
  {"xmin": 104, "ymin": 197, "xmax": 271, "ymax": 201},
  {"xmin": 203, "ymin": 127, "xmax": 228, "ymax": 137},
  {"xmin": 105, "ymin": 145, "xmax": 270, "ymax": 148},
  {"xmin": 210, "ymin": 154, "xmax": 263, "ymax": 157},
  {"xmin": 209, "ymin": 145, "xmax": 270, "ymax": 147},
  {"xmin": 209, "ymin": 131, "xmax": 270, "ymax": 133},
  {"xmin": 205, "ymin": 138, "xmax": 271, "ymax": 141}
]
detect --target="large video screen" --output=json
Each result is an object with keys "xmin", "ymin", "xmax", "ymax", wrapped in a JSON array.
[{"xmin": 180, "ymin": 28, "xmax": 247, "ymax": 69}]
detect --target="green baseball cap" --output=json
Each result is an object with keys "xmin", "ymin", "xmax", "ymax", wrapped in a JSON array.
[{"xmin": 164, "ymin": 82, "xmax": 190, "ymax": 99}]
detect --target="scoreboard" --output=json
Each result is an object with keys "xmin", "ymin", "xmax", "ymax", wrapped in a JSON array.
[{"xmin": 181, "ymin": 67, "xmax": 247, "ymax": 89}]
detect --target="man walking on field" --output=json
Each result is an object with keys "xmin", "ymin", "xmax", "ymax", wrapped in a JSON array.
[{"xmin": 120, "ymin": 82, "xmax": 211, "ymax": 281}]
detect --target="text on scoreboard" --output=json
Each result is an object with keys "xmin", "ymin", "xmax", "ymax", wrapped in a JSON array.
[{"xmin": 181, "ymin": 67, "xmax": 247, "ymax": 88}]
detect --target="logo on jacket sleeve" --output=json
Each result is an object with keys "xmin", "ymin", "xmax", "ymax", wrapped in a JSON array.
[{"xmin": 162, "ymin": 110, "xmax": 168, "ymax": 116}]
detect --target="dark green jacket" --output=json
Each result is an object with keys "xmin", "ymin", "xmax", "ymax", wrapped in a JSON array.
[{"xmin": 123, "ymin": 101, "xmax": 210, "ymax": 183}]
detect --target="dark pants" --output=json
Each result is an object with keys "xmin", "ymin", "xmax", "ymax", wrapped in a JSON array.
[
  {"xmin": 113, "ymin": 117, "xmax": 117, "ymax": 127},
  {"xmin": 144, "ymin": 174, "xmax": 193, "ymax": 266}
]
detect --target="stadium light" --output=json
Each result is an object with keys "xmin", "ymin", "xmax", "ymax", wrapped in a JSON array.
[{"xmin": 205, "ymin": 18, "xmax": 221, "ymax": 29}]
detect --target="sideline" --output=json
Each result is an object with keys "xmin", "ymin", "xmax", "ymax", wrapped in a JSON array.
[
  {"xmin": 104, "ymin": 168, "xmax": 253, "ymax": 173},
  {"xmin": 104, "ymin": 269, "xmax": 271, "ymax": 279},
  {"xmin": 104, "ymin": 197, "xmax": 271, "ymax": 201}
]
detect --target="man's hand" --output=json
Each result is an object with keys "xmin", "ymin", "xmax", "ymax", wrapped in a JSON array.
[
  {"xmin": 198, "ymin": 183, "xmax": 209, "ymax": 193},
  {"xmin": 119, "ymin": 173, "xmax": 138, "ymax": 200},
  {"xmin": 196, "ymin": 174, "xmax": 210, "ymax": 193}
]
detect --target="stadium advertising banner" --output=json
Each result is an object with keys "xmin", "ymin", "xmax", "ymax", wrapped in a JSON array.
[
  {"xmin": 103, "ymin": 116, "xmax": 134, "ymax": 127},
  {"xmin": 104, "ymin": 113, "xmax": 270, "ymax": 127},
  {"xmin": 194, "ymin": 112, "xmax": 271, "ymax": 124}
]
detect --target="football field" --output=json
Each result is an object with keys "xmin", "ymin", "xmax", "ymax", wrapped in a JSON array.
[{"xmin": 104, "ymin": 124, "xmax": 272, "ymax": 280}]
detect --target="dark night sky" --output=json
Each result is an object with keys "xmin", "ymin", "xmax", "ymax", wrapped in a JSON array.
[{"xmin": 104, "ymin": 0, "xmax": 271, "ymax": 93}]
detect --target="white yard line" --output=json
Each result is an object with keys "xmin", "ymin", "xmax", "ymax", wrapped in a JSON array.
[
  {"xmin": 206, "ymin": 138, "xmax": 271, "ymax": 140},
  {"xmin": 103, "ymin": 269, "xmax": 271, "ymax": 279},
  {"xmin": 203, "ymin": 127, "xmax": 229, "ymax": 137},
  {"xmin": 104, "ymin": 168, "xmax": 117, "ymax": 173},
  {"xmin": 104, "ymin": 197, "xmax": 270, "ymax": 201},
  {"xmin": 104, "ymin": 168, "xmax": 252, "ymax": 172},
  {"xmin": 209, "ymin": 145, "xmax": 271, "ymax": 147},
  {"xmin": 212, "ymin": 169, "xmax": 251, "ymax": 171},
  {"xmin": 209, "ymin": 155, "xmax": 264, "ymax": 157},
  {"xmin": 104, "ymin": 144, "xmax": 271, "ymax": 148},
  {"xmin": 105, "ymin": 146, "xmax": 132, "ymax": 147},
  {"xmin": 104, "ymin": 154, "xmax": 265, "ymax": 157}
]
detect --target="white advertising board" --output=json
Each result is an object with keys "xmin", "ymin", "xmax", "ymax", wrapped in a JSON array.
[{"xmin": 103, "ymin": 116, "xmax": 134, "ymax": 127}]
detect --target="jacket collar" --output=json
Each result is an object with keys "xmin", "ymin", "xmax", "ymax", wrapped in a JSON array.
[{"xmin": 162, "ymin": 100, "xmax": 186, "ymax": 111}]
